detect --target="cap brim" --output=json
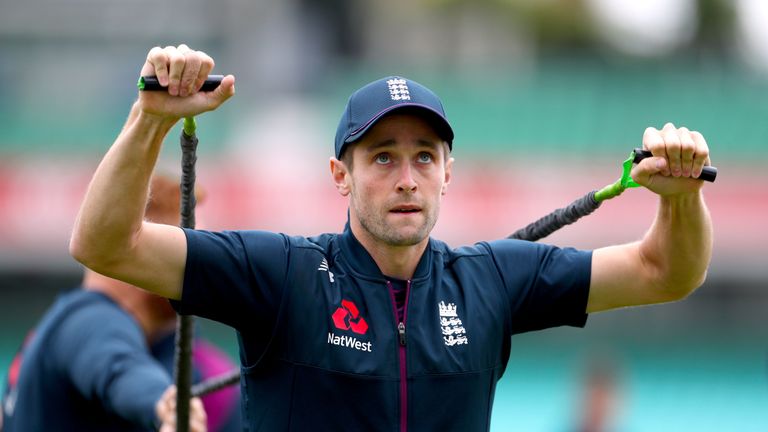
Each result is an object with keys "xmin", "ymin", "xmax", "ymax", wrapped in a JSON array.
[{"xmin": 344, "ymin": 103, "xmax": 454, "ymax": 148}]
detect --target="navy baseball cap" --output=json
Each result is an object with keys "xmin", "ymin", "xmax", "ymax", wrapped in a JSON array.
[{"xmin": 334, "ymin": 76, "xmax": 454, "ymax": 159}]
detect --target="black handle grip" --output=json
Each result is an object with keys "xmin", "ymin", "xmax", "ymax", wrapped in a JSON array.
[
  {"xmin": 632, "ymin": 148, "xmax": 717, "ymax": 182},
  {"xmin": 138, "ymin": 75, "xmax": 223, "ymax": 92}
]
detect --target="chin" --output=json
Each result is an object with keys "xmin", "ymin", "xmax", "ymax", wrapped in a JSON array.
[{"xmin": 387, "ymin": 230, "xmax": 429, "ymax": 247}]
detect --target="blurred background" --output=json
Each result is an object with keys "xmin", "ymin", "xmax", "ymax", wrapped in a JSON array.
[{"xmin": 1, "ymin": 0, "xmax": 767, "ymax": 430}]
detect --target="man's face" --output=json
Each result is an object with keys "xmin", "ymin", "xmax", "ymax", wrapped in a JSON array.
[{"xmin": 338, "ymin": 113, "xmax": 453, "ymax": 248}]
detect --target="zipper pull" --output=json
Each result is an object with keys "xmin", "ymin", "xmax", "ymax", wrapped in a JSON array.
[{"xmin": 398, "ymin": 322, "xmax": 406, "ymax": 346}]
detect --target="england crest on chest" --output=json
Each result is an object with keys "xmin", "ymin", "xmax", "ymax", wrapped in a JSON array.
[{"xmin": 438, "ymin": 301, "xmax": 468, "ymax": 346}]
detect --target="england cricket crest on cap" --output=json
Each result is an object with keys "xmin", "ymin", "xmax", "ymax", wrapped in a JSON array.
[
  {"xmin": 387, "ymin": 78, "xmax": 410, "ymax": 101},
  {"xmin": 438, "ymin": 301, "xmax": 468, "ymax": 346}
]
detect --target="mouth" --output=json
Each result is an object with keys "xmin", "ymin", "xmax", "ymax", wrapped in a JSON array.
[{"xmin": 390, "ymin": 205, "xmax": 422, "ymax": 214}]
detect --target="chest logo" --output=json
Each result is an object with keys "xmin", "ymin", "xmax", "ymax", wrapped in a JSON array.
[
  {"xmin": 438, "ymin": 301, "xmax": 468, "ymax": 346},
  {"xmin": 318, "ymin": 258, "xmax": 335, "ymax": 283},
  {"xmin": 328, "ymin": 299, "xmax": 373, "ymax": 353},
  {"xmin": 332, "ymin": 299, "xmax": 369, "ymax": 335}
]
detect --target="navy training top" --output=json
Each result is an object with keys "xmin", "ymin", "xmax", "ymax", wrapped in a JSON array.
[
  {"xmin": 2, "ymin": 290, "xmax": 170, "ymax": 431},
  {"xmin": 173, "ymin": 226, "xmax": 591, "ymax": 431}
]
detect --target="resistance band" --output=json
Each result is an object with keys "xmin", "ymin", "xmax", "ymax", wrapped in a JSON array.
[
  {"xmin": 139, "ymin": 76, "xmax": 212, "ymax": 431},
  {"xmin": 508, "ymin": 148, "xmax": 717, "ymax": 241}
]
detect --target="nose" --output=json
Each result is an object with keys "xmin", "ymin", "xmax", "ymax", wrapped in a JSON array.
[{"xmin": 395, "ymin": 162, "xmax": 417, "ymax": 193}]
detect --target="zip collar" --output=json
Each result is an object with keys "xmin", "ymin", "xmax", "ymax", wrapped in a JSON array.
[{"xmin": 339, "ymin": 221, "xmax": 434, "ymax": 282}]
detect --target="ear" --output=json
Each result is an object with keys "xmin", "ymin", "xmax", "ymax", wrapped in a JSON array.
[
  {"xmin": 441, "ymin": 156, "xmax": 454, "ymax": 196},
  {"xmin": 330, "ymin": 157, "xmax": 351, "ymax": 196}
]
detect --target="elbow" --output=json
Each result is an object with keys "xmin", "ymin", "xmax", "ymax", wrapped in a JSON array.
[
  {"xmin": 662, "ymin": 269, "xmax": 708, "ymax": 302},
  {"xmin": 684, "ymin": 269, "xmax": 709, "ymax": 298},
  {"xmin": 69, "ymin": 230, "xmax": 95, "ymax": 269},
  {"xmin": 665, "ymin": 287, "xmax": 694, "ymax": 303},
  {"xmin": 69, "ymin": 229, "xmax": 85, "ymax": 263},
  {"xmin": 69, "ymin": 224, "xmax": 128, "ymax": 273}
]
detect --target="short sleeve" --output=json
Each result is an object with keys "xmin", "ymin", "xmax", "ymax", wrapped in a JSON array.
[
  {"xmin": 173, "ymin": 229, "xmax": 290, "ymax": 332},
  {"xmin": 483, "ymin": 240, "xmax": 592, "ymax": 334}
]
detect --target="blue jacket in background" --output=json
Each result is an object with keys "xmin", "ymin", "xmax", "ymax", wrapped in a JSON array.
[{"xmin": 2, "ymin": 290, "xmax": 169, "ymax": 431}]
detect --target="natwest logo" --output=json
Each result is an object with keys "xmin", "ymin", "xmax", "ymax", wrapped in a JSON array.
[{"xmin": 331, "ymin": 299, "xmax": 369, "ymax": 335}]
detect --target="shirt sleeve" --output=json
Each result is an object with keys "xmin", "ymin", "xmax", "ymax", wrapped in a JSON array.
[
  {"xmin": 172, "ymin": 229, "xmax": 290, "ymax": 332},
  {"xmin": 482, "ymin": 239, "xmax": 592, "ymax": 334},
  {"xmin": 51, "ymin": 302, "xmax": 170, "ymax": 429}
]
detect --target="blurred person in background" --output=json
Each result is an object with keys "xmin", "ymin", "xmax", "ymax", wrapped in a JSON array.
[
  {"xmin": 1, "ymin": 174, "xmax": 240, "ymax": 432},
  {"xmin": 569, "ymin": 355, "xmax": 624, "ymax": 432},
  {"xmin": 69, "ymin": 45, "xmax": 713, "ymax": 431}
]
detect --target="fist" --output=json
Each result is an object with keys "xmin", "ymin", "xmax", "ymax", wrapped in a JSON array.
[
  {"xmin": 138, "ymin": 44, "xmax": 235, "ymax": 119},
  {"xmin": 631, "ymin": 122, "xmax": 711, "ymax": 196}
]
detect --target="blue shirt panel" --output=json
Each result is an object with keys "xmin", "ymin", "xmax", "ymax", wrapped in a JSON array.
[
  {"xmin": 480, "ymin": 239, "xmax": 591, "ymax": 334},
  {"xmin": 174, "ymin": 229, "xmax": 290, "ymax": 365}
]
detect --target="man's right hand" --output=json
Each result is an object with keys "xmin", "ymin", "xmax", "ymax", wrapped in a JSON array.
[{"xmin": 138, "ymin": 44, "xmax": 235, "ymax": 120}]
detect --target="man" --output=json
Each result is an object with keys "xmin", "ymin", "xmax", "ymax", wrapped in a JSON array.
[
  {"xmin": 1, "ymin": 175, "xmax": 214, "ymax": 432},
  {"xmin": 69, "ymin": 44, "xmax": 713, "ymax": 431}
]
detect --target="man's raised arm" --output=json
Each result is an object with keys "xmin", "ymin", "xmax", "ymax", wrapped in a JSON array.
[
  {"xmin": 587, "ymin": 123, "xmax": 714, "ymax": 313},
  {"xmin": 69, "ymin": 44, "xmax": 235, "ymax": 299}
]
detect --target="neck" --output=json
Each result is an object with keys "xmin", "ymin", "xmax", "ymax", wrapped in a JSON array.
[
  {"xmin": 349, "ymin": 218, "xmax": 428, "ymax": 280},
  {"xmin": 83, "ymin": 271, "xmax": 175, "ymax": 341}
]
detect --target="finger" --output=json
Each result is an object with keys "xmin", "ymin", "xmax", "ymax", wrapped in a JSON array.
[
  {"xmin": 678, "ymin": 127, "xmax": 695, "ymax": 177},
  {"xmin": 167, "ymin": 395, "xmax": 176, "ymax": 413},
  {"xmin": 155, "ymin": 385, "xmax": 174, "ymax": 421},
  {"xmin": 157, "ymin": 404, "xmax": 176, "ymax": 430},
  {"xmin": 165, "ymin": 384, "xmax": 177, "ymax": 398},
  {"xmin": 690, "ymin": 131, "xmax": 710, "ymax": 179},
  {"xmin": 190, "ymin": 397, "xmax": 207, "ymax": 421},
  {"xmin": 160, "ymin": 408, "xmax": 176, "ymax": 429},
  {"xmin": 179, "ymin": 55, "xmax": 201, "ymax": 97},
  {"xmin": 194, "ymin": 52, "xmax": 215, "ymax": 92},
  {"xmin": 190, "ymin": 417, "xmax": 208, "ymax": 432},
  {"xmin": 176, "ymin": 45, "xmax": 200, "ymax": 97},
  {"xmin": 190, "ymin": 397, "xmax": 208, "ymax": 432},
  {"xmin": 630, "ymin": 156, "xmax": 666, "ymax": 187},
  {"xmin": 202, "ymin": 74, "xmax": 236, "ymax": 111},
  {"xmin": 662, "ymin": 122, "xmax": 682, "ymax": 177},
  {"xmin": 164, "ymin": 45, "xmax": 186, "ymax": 97},
  {"xmin": 164, "ymin": 385, "xmax": 177, "ymax": 412},
  {"xmin": 642, "ymin": 127, "xmax": 669, "ymax": 176},
  {"xmin": 145, "ymin": 46, "xmax": 170, "ymax": 87}
]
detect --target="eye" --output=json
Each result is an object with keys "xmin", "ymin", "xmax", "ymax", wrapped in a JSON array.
[
  {"xmin": 417, "ymin": 152, "xmax": 433, "ymax": 164},
  {"xmin": 375, "ymin": 153, "xmax": 391, "ymax": 164}
]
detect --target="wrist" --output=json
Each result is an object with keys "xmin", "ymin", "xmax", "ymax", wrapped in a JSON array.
[
  {"xmin": 134, "ymin": 104, "xmax": 180, "ymax": 134},
  {"xmin": 660, "ymin": 190, "xmax": 702, "ymax": 208},
  {"xmin": 657, "ymin": 190, "xmax": 707, "ymax": 228}
]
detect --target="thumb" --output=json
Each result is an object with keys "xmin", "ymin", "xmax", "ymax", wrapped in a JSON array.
[
  {"xmin": 630, "ymin": 156, "xmax": 666, "ymax": 186},
  {"xmin": 206, "ymin": 74, "xmax": 236, "ymax": 106}
]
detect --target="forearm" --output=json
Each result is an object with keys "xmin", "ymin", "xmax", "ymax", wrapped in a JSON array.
[
  {"xmin": 70, "ymin": 102, "xmax": 178, "ymax": 270},
  {"xmin": 639, "ymin": 191, "xmax": 713, "ymax": 297},
  {"xmin": 108, "ymin": 366, "xmax": 170, "ymax": 429}
]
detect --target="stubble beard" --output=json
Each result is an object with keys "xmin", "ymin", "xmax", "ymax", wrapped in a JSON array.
[{"xmin": 352, "ymin": 194, "xmax": 439, "ymax": 247}]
